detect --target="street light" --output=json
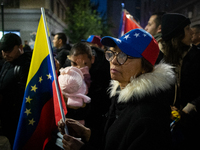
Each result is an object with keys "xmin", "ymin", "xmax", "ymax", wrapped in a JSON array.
[{"xmin": 1, "ymin": 2, "xmax": 4, "ymax": 36}]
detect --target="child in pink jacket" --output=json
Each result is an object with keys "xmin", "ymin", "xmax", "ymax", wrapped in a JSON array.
[{"xmin": 58, "ymin": 66, "xmax": 91, "ymax": 107}]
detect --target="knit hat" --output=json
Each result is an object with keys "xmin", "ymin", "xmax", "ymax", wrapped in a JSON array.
[
  {"xmin": 58, "ymin": 66, "xmax": 91, "ymax": 107},
  {"xmin": 0, "ymin": 33, "xmax": 22, "ymax": 52},
  {"xmin": 162, "ymin": 13, "xmax": 191, "ymax": 41},
  {"xmin": 101, "ymin": 28, "xmax": 159, "ymax": 65},
  {"xmin": 82, "ymin": 35, "xmax": 102, "ymax": 47}
]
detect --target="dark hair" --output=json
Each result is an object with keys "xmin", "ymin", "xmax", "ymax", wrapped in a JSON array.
[
  {"xmin": 162, "ymin": 30, "xmax": 190, "ymax": 65},
  {"xmin": 56, "ymin": 33, "xmax": 67, "ymax": 44},
  {"xmin": 70, "ymin": 42, "xmax": 93, "ymax": 60},
  {"xmin": 141, "ymin": 57, "xmax": 154, "ymax": 73},
  {"xmin": 191, "ymin": 24, "xmax": 200, "ymax": 31},
  {"xmin": 152, "ymin": 12, "xmax": 166, "ymax": 28}
]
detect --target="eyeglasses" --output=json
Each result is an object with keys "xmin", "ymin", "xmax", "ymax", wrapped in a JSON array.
[{"xmin": 105, "ymin": 50, "xmax": 137, "ymax": 65}]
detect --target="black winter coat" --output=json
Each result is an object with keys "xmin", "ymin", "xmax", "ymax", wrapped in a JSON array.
[
  {"xmin": 81, "ymin": 63, "xmax": 175, "ymax": 150},
  {"xmin": 103, "ymin": 63, "xmax": 174, "ymax": 150},
  {"xmin": 104, "ymin": 93, "xmax": 172, "ymax": 150},
  {"xmin": 55, "ymin": 45, "xmax": 70, "ymax": 68},
  {"xmin": 0, "ymin": 52, "xmax": 31, "ymax": 146},
  {"xmin": 173, "ymin": 45, "xmax": 200, "ymax": 150}
]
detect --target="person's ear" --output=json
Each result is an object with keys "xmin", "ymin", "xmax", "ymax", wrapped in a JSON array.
[
  {"xmin": 2, "ymin": 50, "xmax": 5, "ymax": 58},
  {"xmin": 157, "ymin": 25, "xmax": 161, "ymax": 33},
  {"xmin": 58, "ymin": 39, "xmax": 63, "ymax": 46},
  {"xmin": 19, "ymin": 44, "xmax": 24, "ymax": 54},
  {"xmin": 91, "ymin": 55, "xmax": 95, "ymax": 64},
  {"xmin": 94, "ymin": 44, "xmax": 99, "ymax": 48}
]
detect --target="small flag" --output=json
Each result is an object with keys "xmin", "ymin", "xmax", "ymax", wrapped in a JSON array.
[
  {"xmin": 118, "ymin": 9, "xmax": 142, "ymax": 38},
  {"xmin": 13, "ymin": 8, "xmax": 67, "ymax": 150}
]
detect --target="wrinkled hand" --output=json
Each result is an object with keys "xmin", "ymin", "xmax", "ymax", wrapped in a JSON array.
[
  {"xmin": 62, "ymin": 134, "xmax": 84, "ymax": 150},
  {"xmin": 58, "ymin": 118, "xmax": 91, "ymax": 142}
]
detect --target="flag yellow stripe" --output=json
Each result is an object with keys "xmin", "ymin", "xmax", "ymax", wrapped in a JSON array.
[{"xmin": 26, "ymin": 16, "xmax": 50, "ymax": 87}]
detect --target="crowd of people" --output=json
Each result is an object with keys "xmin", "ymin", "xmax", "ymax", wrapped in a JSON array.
[{"xmin": 0, "ymin": 12, "xmax": 200, "ymax": 150}]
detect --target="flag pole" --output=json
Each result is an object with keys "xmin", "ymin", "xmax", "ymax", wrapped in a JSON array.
[{"xmin": 41, "ymin": 7, "xmax": 68, "ymax": 134}]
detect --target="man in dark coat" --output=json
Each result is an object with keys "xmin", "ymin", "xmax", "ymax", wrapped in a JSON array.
[
  {"xmin": 145, "ymin": 12, "xmax": 166, "ymax": 64},
  {"xmin": 53, "ymin": 33, "xmax": 71, "ymax": 68},
  {"xmin": 0, "ymin": 33, "xmax": 31, "ymax": 147}
]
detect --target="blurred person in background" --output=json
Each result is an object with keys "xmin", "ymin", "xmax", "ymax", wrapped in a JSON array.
[
  {"xmin": 0, "ymin": 33, "xmax": 31, "ymax": 147},
  {"xmin": 145, "ymin": 12, "xmax": 166, "ymax": 64},
  {"xmin": 53, "ymin": 32, "xmax": 71, "ymax": 69},
  {"xmin": 23, "ymin": 40, "xmax": 32, "ymax": 53},
  {"xmin": 191, "ymin": 24, "xmax": 200, "ymax": 47},
  {"xmin": 161, "ymin": 13, "xmax": 200, "ymax": 150},
  {"xmin": 82, "ymin": 35, "xmax": 104, "ymax": 50}
]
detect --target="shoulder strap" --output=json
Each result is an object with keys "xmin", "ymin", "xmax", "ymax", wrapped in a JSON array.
[{"xmin": 14, "ymin": 65, "xmax": 20, "ymax": 79}]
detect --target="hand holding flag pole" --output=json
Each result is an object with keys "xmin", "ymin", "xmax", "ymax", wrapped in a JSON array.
[
  {"xmin": 41, "ymin": 7, "xmax": 68, "ymax": 134},
  {"xmin": 13, "ymin": 7, "xmax": 68, "ymax": 150}
]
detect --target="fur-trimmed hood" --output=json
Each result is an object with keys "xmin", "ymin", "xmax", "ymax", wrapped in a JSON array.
[{"xmin": 108, "ymin": 63, "xmax": 175, "ymax": 103}]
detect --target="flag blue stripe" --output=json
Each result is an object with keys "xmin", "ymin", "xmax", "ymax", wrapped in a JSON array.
[{"xmin": 13, "ymin": 55, "xmax": 54, "ymax": 149}]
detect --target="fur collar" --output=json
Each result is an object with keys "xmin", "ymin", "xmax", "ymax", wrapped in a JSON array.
[{"xmin": 108, "ymin": 63, "xmax": 175, "ymax": 103}]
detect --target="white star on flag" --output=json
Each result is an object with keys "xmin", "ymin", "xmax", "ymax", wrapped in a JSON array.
[
  {"xmin": 28, "ymin": 118, "xmax": 35, "ymax": 126},
  {"xmin": 47, "ymin": 73, "xmax": 52, "ymax": 80},
  {"xmin": 143, "ymin": 34, "xmax": 147, "ymax": 37},
  {"xmin": 123, "ymin": 34, "xmax": 130, "ymax": 40},
  {"xmin": 31, "ymin": 85, "xmax": 37, "ymax": 92},
  {"xmin": 134, "ymin": 33, "xmax": 140, "ymax": 38}
]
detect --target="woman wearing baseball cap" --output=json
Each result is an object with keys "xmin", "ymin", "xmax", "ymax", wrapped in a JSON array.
[
  {"xmin": 58, "ymin": 29, "xmax": 175, "ymax": 150},
  {"xmin": 161, "ymin": 13, "xmax": 200, "ymax": 150}
]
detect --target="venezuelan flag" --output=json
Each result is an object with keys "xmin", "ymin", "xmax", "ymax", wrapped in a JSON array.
[{"xmin": 13, "ymin": 9, "xmax": 67, "ymax": 150}]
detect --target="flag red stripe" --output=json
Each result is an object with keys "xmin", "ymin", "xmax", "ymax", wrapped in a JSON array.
[
  {"xmin": 125, "ymin": 17, "xmax": 140, "ymax": 33},
  {"xmin": 23, "ymin": 98, "xmax": 57, "ymax": 150},
  {"xmin": 52, "ymin": 80, "xmax": 67, "ymax": 126}
]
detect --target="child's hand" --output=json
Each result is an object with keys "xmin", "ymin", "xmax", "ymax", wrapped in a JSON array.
[{"xmin": 76, "ymin": 59, "xmax": 86, "ymax": 68}]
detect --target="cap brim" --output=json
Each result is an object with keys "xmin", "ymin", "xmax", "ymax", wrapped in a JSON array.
[
  {"xmin": 81, "ymin": 39, "xmax": 88, "ymax": 42},
  {"xmin": 101, "ymin": 36, "xmax": 117, "ymax": 47},
  {"xmin": 0, "ymin": 44, "xmax": 13, "ymax": 52}
]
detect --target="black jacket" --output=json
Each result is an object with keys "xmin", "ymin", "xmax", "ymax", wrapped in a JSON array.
[
  {"xmin": 173, "ymin": 45, "xmax": 200, "ymax": 150},
  {"xmin": 0, "ymin": 52, "xmax": 31, "ymax": 146},
  {"xmin": 55, "ymin": 45, "xmax": 70, "ymax": 68},
  {"xmin": 103, "ymin": 63, "xmax": 174, "ymax": 150},
  {"xmin": 180, "ymin": 45, "xmax": 200, "ymax": 108},
  {"xmin": 82, "ymin": 63, "xmax": 175, "ymax": 150},
  {"xmin": 104, "ymin": 94, "xmax": 172, "ymax": 150},
  {"xmin": 85, "ymin": 47, "xmax": 111, "ymax": 147}
]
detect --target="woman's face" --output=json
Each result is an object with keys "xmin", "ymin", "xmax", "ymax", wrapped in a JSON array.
[
  {"xmin": 109, "ymin": 46, "xmax": 144, "ymax": 88},
  {"xmin": 181, "ymin": 25, "xmax": 194, "ymax": 46}
]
